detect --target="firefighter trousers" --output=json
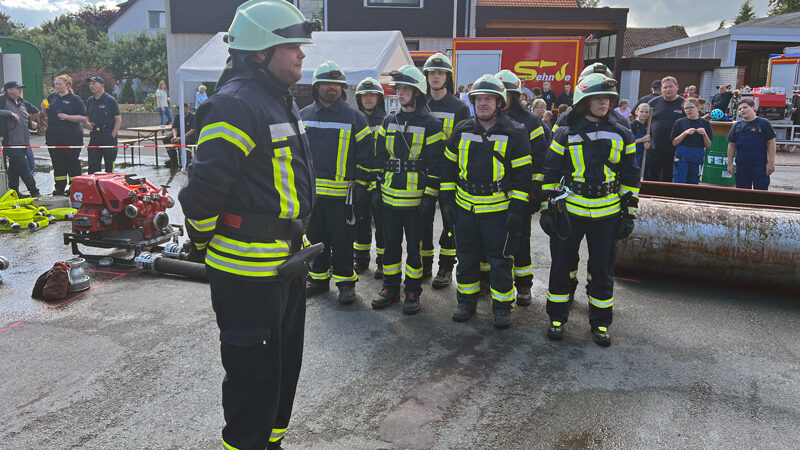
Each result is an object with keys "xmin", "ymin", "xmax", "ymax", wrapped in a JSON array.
[
  {"xmin": 46, "ymin": 134, "xmax": 83, "ymax": 193},
  {"xmin": 307, "ymin": 197, "xmax": 357, "ymax": 286},
  {"xmin": 455, "ymin": 208, "xmax": 515, "ymax": 312},
  {"xmin": 208, "ymin": 270, "xmax": 306, "ymax": 450},
  {"xmin": 547, "ymin": 214, "xmax": 618, "ymax": 328},
  {"xmin": 354, "ymin": 188, "xmax": 384, "ymax": 267},
  {"xmin": 512, "ymin": 213, "xmax": 533, "ymax": 291},
  {"xmin": 421, "ymin": 203, "xmax": 456, "ymax": 271},
  {"xmin": 381, "ymin": 204, "xmax": 423, "ymax": 295},
  {"xmin": 87, "ymin": 133, "xmax": 117, "ymax": 174}
]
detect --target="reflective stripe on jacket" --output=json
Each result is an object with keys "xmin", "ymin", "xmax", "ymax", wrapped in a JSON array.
[{"xmin": 426, "ymin": 93, "xmax": 471, "ymax": 140}]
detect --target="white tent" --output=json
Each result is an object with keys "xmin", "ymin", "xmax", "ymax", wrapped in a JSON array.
[{"xmin": 174, "ymin": 30, "xmax": 412, "ymax": 169}]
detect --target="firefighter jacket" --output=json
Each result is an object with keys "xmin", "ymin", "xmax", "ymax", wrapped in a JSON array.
[
  {"xmin": 375, "ymin": 108, "xmax": 445, "ymax": 209},
  {"xmin": 300, "ymin": 98, "xmax": 373, "ymax": 199},
  {"xmin": 506, "ymin": 107, "xmax": 548, "ymax": 189},
  {"xmin": 541, "ymin": 115, "xmax": 640, "ymax": 220},
  {"xmin": 441, "ymin": 113, "xmax": 533, "ymax": 214},
  {"xmin": 426, "ymin": 93, "xmax": 471, "ymax": 140},
  {"xmin": 355, "ymin": 108, "xmax": 387, "ymax": 191},
  {"xmin": 179, "ymin": 59, "xmax": 315, "ymax": 280}
]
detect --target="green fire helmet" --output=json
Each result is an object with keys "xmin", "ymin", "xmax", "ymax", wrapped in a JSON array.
[
  {"xmin": 579, "ymin": 63, "xmax": 614, "ymax": 82},
  {"xmin": 356, "ymin": 77, "xmax": 384, "ymax": 96},
  {"xmin": 389, "ymin": 65, "xmax": 427, "ymax": 94},
  {"xmin": 423, "ymin": 52, "xmax": 453, "ymax": 74},
  {"xmin": 496, "ymin": 69, "xmax": 523, "ymax": 94},
  {"xmin": 573, "ymin": 73, "xmax": 619, "ymax": 105},
  {"xmin": 468, "ymin": 74, "xmax": 507, "ymax": 108},
  {"xmin": 313, "ymin": 61, "xmax": 348, "ymax": 86},
  {"xmin": 225, "ymin": 0, "xmax": 321, "ymax": 52}
]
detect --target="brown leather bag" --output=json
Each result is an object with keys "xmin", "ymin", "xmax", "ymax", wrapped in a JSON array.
[{"xmin": 31, "ymin": 262, "xmax": 70, "ymax": 301}]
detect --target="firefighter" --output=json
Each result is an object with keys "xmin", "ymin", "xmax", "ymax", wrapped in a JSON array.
[
  {"xmin": 371, "ymin": 65, "xmax": 445, "ymax": 315},
  {"xmin": 539, "ymin": 73, "xmax": 640, "ymax": 346},
  {"xmin": 441, "ymin": 74, "xmax": 532, "ymax": 328},
  {"xmin": 496, "ymin": 69, "xmax": 548, "ymax": 306},
  {"xmin": 301, "ymin": 61, "xmax": 374, "ymax": 304},
  {"xmin": 85, "ymin": 76, "xmax": 122, "ymax": 174},
  {"xmin": 421, "ymin": 52, "xmax": 471, "ymax": 289},
  {"xmin": 178, "ymin": 1, "xmax": 320, "ymax": 448},
  {"xmin": 353, "ymin": 77, "xmax": 387, "ymax": 278}
]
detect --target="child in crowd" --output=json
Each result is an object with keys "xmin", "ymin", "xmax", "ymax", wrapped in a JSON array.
[
  {"xmin": 726, "ymin": 99, "xmax": 777, "ymax": 190},
  {"xmin": 630, "ymin": 103, "xmax": 651, "ymax": 176},
  {"xmin": 698, "ymin": 98, "xmax": 708, "ymax": 117},
  {"xmin": 670, "ymin": 98, "xmax": 712, "ymax": 184}
]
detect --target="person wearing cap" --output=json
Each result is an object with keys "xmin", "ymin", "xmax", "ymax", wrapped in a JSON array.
[
  {"xmin": 635, "ymin": 79, "xmax": 662, "ymax": 113},
  {"xmin": 177, "ymin": 1, "xmax": 321, "ymax": 448},
  {"xmin": 421, "ymin": 52, "xmax": 470, "ymax": 289},
  {"xmin": 496, "ymin": 69, "xmax": 548, "ymax": 307},
  {"xmin": 43, "ymin": 74, "xmax": 86, "ymax": 196},
  {"xmin": 440, "ymin": 74, "xmax": 532, "ymax": 328},
  {"xmin": 370, "ymin": 65, "xmax": 445, "ymax": 315},
  {"xmin": 162, "ymin": 103, "xmax": 196, "ymax": 169},
  {"xmin": 0, "ymin": 81, "xmax": 41, "ymax": 197},
  {"xmin": 539, "ymin": 73, "xmax": 640, "ymax": 347},
  {"xmin": 85, "ymin": 76, "xmax": 122, "ymax": 174},
  {"xmin": 352, "ymin": 77, "xmax": 387, "ymax": 278},
  {"xmin": 301, "ymin": 60, "xmax": 374, "ymax": 304}
]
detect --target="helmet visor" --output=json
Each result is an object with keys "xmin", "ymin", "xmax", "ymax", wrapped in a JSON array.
[
  {"xmin": 389, "ymin": 70, "xmax": 419, "ymax": 86},
  {"xmin": 273, "ymin": 19, "xmax": 322, "ymax": 41}
]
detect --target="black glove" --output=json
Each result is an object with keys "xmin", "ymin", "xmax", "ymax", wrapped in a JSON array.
[
  {"xmin": 539, "ymin": 207, "xmax": 556, "ymax": 237},
  {"xmin": 616, "ymin": 214, "xmax": 635, "ymax": 240},
  {"xmin": 530, "ymin": 187, "xmax": 542, "ymax": 214},
  {"xmin": 353, "ymin": 184, "xmax": 370, "ymax": 221},
  {"xmin": 505, "ymin": 209, "xmax": 527, "ymax": 235},
  {"xmin": 419, "ymin": 195, "xmax": 437, "ymax": 225},
  {"xmin": 184, "ymin": 241, "xmax": 207, "ymax": 263},
  {"xmin": 439, "ymin": 192, "xmax": 456, "ymax": 226}
]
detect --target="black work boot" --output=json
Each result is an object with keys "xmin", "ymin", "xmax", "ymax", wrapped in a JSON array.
[
  {"xmin": 591, "ymin": 326, "xmax": 611, "ymax": 347},
  {"xmin": 373, "ymin": 264, "xmax": 384, "ymax": 279},
  {"xmin": 338, "ymin": 285, "xmax": 356, "ymax": 304},
  {"xmin": 353, "ymin": 259, "xmax": 369, "ymax": 274},
  {"xmin": 402, "ymin": 292, "xmax": 421, "ymax": 315},
  {"xmin": 422, "ymin": 258, "xmax": 433, "ymax": 280},
  {"xmin": 431, "ymin": 268, "xmax": 452, "ymax": 289},
  {"xmin": 547, "ymin": 321, "xmax": 565, "ymax": 340},
  {"xmin": 516, "ymin": 288, "xmax": 532, "ymax": 306},
  {"xmin": 451, "ymin": 304, "xmax": 474, "ymax": 322},
  {"xmin": 372, "ymin": 288, "xmax": 400, "ymax": 309},
  {"xmin": 305, "ymin": 279, "xmax": 329, "ymax": 297},
  {"xmin": 494, "ymin": 309, "xmax": 512, "ymax": 329}
]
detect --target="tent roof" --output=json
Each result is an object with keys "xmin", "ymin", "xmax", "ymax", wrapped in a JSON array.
[{"xmin": 176, "ymin": 30, "xmax": 412, "ymax": 86}]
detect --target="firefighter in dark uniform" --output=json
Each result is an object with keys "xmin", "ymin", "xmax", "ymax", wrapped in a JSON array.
[
  {"xmin": 441, "ymin": 74, "xmax": 532, "ymax": 329},
  {"xmin": 496, "ymin": 69, "xmax": 548, "ymax": 307},
  {"xmin": 352, "ymin": 77, "xmax": 387, "ymax": 278},
  {"xmin": 178, "ymin": 1, "xmax": 321, "ymax": 448},
  {"xmin": 421, "ymin": 52, "xmax": 471, "ymax": 289},
  {"xmin": 301, "ymin": 61, "xmax": 374, "ymax": 304},
  {"xmin": 539, "ymin": 73, "xmax": 640, "ymax": 346},
  {"xmin": 85, "ymin": 76, "xmax": 122, "ymax": 174},
  {"xmin": 371, "ymin": 65, "xmax": 445, "ymax": 315}
]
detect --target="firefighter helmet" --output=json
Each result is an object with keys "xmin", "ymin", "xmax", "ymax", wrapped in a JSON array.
[
  {"xmin": 423, "ymin": 52, "xmax": 453, "ymax": 74},
  {"xmin": 313, "ymin": 61, "xmax": 348, "ymax": 86},
  {"xmin": 573, "ymin": 73, "xmax": 619, "ymax": 106},
  {"xmin": 389, "ymin": 65, "xmax": 427, "ymax": 94},
  {"xmin": 356, "ymin": 77, "xmax": 384, "ymax": 96},
  {"xmin": 468, "ymin": 74, "xmax": 507, "ymax": 108},
  {"xmin": 579, "ymin": 63, "xmax": 614, "ymax": 82},
  {"xmin": 496, "ymin": 69, "xmax": 523, "ymax": 94},
  {"xmin": 225, "ymin": 0, "xmax": 321, "ymax": 52}
]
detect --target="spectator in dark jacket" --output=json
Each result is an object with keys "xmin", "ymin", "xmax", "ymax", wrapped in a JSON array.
[
  {"xmin": 556, "ymin": 83, "xmax": 573, "ymax": 107},
  {"xmin": 541, "ymin": 81, "xmax": 556, "ymax": 109}
]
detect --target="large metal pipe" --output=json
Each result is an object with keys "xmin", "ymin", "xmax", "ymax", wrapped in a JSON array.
[{"xmin": 617, "ymin": 182, "xmax": 800, "ymax": 289}]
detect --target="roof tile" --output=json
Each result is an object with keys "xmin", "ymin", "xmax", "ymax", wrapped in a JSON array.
[{"xmin": 623, "ymin": 27, "xmax": 689, "ymax": 57}]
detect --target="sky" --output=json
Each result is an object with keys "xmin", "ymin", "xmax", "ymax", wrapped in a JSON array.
[{"xmin": 1, "ymin": 0, "xmax": 774, "ymax": 36}]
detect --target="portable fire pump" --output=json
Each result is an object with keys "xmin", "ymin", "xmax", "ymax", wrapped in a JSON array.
[{"xmin": 63, "ymin": 173, "xmax": 182, "ymax": 262}]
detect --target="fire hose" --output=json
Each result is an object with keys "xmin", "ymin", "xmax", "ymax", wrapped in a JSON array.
[
  {"xmin": 135, "ymin": 251, "xmax": 209, "ymax": 281},
  {"xmin": 0, "ymin": 190, "xmax": 76, "ymax": 232}
]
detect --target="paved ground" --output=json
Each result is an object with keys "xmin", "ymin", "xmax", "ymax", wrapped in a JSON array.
[{"xmin": 1, "ymin": 141, "xmax": 799, "ymax": 449}]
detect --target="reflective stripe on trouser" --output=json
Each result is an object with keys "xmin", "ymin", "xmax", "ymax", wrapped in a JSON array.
[
  {"xmin": 421, "ymin": 204, "xmax": 456, "ymax": 271},
  {"xmin": 354, "ymin": 189, "xmax": 385, "ymax": 266},
  {"xmin": 209, "ymin": 272, "xmax": 305, "ymax": 450},
  {"xmin": 454, "ymin": 208, "xmax": 514, "ymax": 311},
  {"xmin": 546, "ymin": 213, "xmax": 618, "ymax": 327},
  {"xmin": 568, "ymin": 256, "xmax": 593, "ymax": 286},
  {"xmin": 307, "ymin": 197, "xmax": 357, "ymax": 285},
  {"xmin": 88, "ymin": 133, "xmax": 117, "ymax": 174},
  {"xmin": 381, "ymin": 204, "xmax": 423, "ymax": 295},
  {"xmin": 512, "ymin": 213, "xmax": 533, "ymax": 290},
  {"xmin": 47, "ymin": 134, "xmax": 83, "ymax": 191}
]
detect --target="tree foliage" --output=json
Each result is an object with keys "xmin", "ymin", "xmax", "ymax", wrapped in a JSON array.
[
  {"xmin": 0, "ymin": 12, "xmax": 24, "ymax": 36},
  {"xmin": 768, "ymin": 0, "xmax": 800, "ymax": 15},
  {"xmin": 734, "ymin": 0, "xmax": 758, "ymax": 24},
  {"xmin": 72, "ymin": 4, "xmax": 119, "ymax": 33},
  {"xmin": 718, "ymin": 19, "xmax": 728, "ymax": 29},
  {"xmin": 106, "ymin": 32, "xmax": 168, "ymax": 84},
  {"xmin": 68, "ymin": 68, "xmax": 117, "ymax": 100}
]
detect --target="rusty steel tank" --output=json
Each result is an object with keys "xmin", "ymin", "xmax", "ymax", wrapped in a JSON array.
[{"xmin": 617, "ymin": 182, "xmax": 800, "ymax": 289}]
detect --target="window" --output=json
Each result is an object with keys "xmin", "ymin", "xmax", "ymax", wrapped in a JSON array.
[
  {"xmin": 365, "ymin": 0, "xmax": 423, "ymax": 7},
  {"xmin": 405, "ymin": 41, "xmax": 420, "ymax": 51},
  {"xmin": 148, "ymin": 11, "xmax": 165, "ymax": 30}
]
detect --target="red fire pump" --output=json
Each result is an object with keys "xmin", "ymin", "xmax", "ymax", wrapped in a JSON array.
[{"xmin": 63, "ymin": 173, "xmax": 182, "ymax": 261}]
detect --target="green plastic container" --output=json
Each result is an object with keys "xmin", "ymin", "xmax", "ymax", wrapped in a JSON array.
[{"xmin": 701, "ymin": 128, "xmax": 736, "ymax": 187}]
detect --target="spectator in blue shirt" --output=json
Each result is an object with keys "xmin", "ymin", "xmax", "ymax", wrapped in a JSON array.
[
  {"xmin": 670, "ymin": 98, "xmax": 712, "ymax": 184},
  {"xmin": 726, "ymin": 99, "xmax": 777, "ymax": 190}
]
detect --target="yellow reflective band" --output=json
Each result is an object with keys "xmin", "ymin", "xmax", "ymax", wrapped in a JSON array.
[
  {"xmin": 625, "ymin": 143, "xmax": 637, "ymax": 155},
  {"xmin": 542, "ymin": 183, "xmax": 559, "ymax": 190},
  {"xmin": 491, "ymin": 287, "xmax": 515, "ymax": 302},
  {"xmin": 424, "ymin": 186, "xmax": 439, "ymax": 196},
  {"xmin": 194, "ymin": 241, "xmax": 208, "ymax": 250},
  {"xmin": 332, "ymin": 271, "xmax": 358, "ymax": 283},
  {"xmin": 530, "ymin": 126, "xmax": 544, "ymax": 140},
  {"xmin": 511, "ymin": 154, "xmax": 532, "ymax": 168},
  {"xmin": 405, "ymin": 264, "xmax": 423, "ymax": 279},
  {"xmin": 383, "ymin": 262, "xmax": 402, "ymax": 275},
  {"xmin": 188, "ymin": 215, "xmax": 218, "ymax": 232},
  {"xmin": 308, "ymin": 270, "xmax": 330, "ymax": 280},
  {"xmin": 440, "ymin": 248, "xmax": 456, "ymax": 256},
  {"xmin": 355, "ymin": 126, "xmax": 372, "ymax": 142},
  {"xmin": 457, "ymin": 281, "xmax": 480, "ymax": 294},
  {"xmin": 455, "ymin": 186, "xmax": 508, "ymax": 204},
  {"xmin": 420, "ymin": 249, "xmax": 435, "ymax": 257},
  {"xmin": 376, "ymin": 247, "xmax": 385, "ymax": 255},
  {"xmin": 377, "ymin": 126, "xmax": 387, "ymax": 137},
  {"xmin": 316, "ymin": 178, "xmax": 350, "ymax": 197},
  {"xmin": 547, "ymin": 291, "xmax": 570, "ymax": 303},
  {"xmin": 552, "ymin": 124, "xmax": 559, "ymax": 132},
  {"xmin": 223, "ymin": 439, "xmax": 240, "ymax": 450},
  {"xmin": 570, "ymin": 143, "xmax": 586, "ymax": 181},
  {"xmin": 480, "ymin": 262, "xmax": 491, "ymax": 271},
  {"xmin": 455, "ymin": 194, "xmax": 510, "ymax": 214},
  {"xmin": 270, "ymin": 428, "xmax": 288, "ymax": 443},
  {"xmin": 533, "ymin": 173, "xmax": 544, "ymax": 182},
  {"xmin": 628, "ymin": 206, "xmax": 638, "ymax": 216},
  {"xmin": 273, "ymin": 146, "xmax": 299, "ymax": 218},
  {"xmin": 336, "ymin": 128, "xmax": 352, "ymax": 180},
  {"xmin": 513, "ymin": 265, "xmax": 532, "ymax": 277},
  {"xmin": 444, "ymin": 147, "xmax": 458, "ymax": 162},
  {"xmin": 354, "ymin": 242, "xmax": 371, "ymax": 251},
  {"xmin": 440, "ymin": 182, "xmax": 456, "ymax": 191},
  {"xmin": 589, "ymin": 296, "xmax": 614, "ymax": 308},
  {"xmin": 587, "ymin": 272, "xmax": 593, "ymax": 281},
  {"xmin": 458, "ymin": 138, "xmax": 470, "ymax": 180},
  {"xmin": 426, "ymin": 132, "xmax": 445, "ymax": 145},
  {"xmin": 620, "ymin": 185, "xmax": 640, "ymax": 197},
  {"xmin": 492, "ymin": 140, "xmax": 508, "ymax": 182},
  {"xmin": 198, "ymin": 122, "xmax": 255, "ymax": 156},
  {"xmin": 510, "ymin": 190, "xmax": 529, "ymax": 202},
  {"xmin": 205, "ymin": 249, "xmax": 283, "ymax": 277},
  {"xmin": 569, "ymin": 270, "xmax": 578, "ymax": 279},
  {"xmin": 550, "ymin": 140, "xmax": 565, "ymax": 155},
  {"xmin": 209, "ymin": 235, "xmax": 291, "ymax": 257},
  {"xmin": 608, "ymin": 139, "xmax": 622, "ymax": 164}
]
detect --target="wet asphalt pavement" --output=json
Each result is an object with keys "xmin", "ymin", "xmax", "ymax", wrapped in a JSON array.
[{"xmin": 1, "ymin": 141, "xmax": 799, "ymax": 449}]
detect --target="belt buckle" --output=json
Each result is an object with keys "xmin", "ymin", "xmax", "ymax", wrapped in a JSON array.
[{"xmin": 393, "ymin": 160, "xmax": 402, "ymax": 173}]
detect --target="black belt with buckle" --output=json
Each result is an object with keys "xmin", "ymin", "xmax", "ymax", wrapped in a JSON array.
[
  {"xmin": 458, "ymin": 179, "xmax": 506, "ymax": 196},
  {"xmin": 384, "ymin": 159, "xmax": 425, "ymax": 173},
  {"xmin": 217, "ymin": 211, "xmax": 308, "ymax": 252},
  {"xmin": 565, "ymin": 179, "xmax": 620, "ymax": 198}
]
